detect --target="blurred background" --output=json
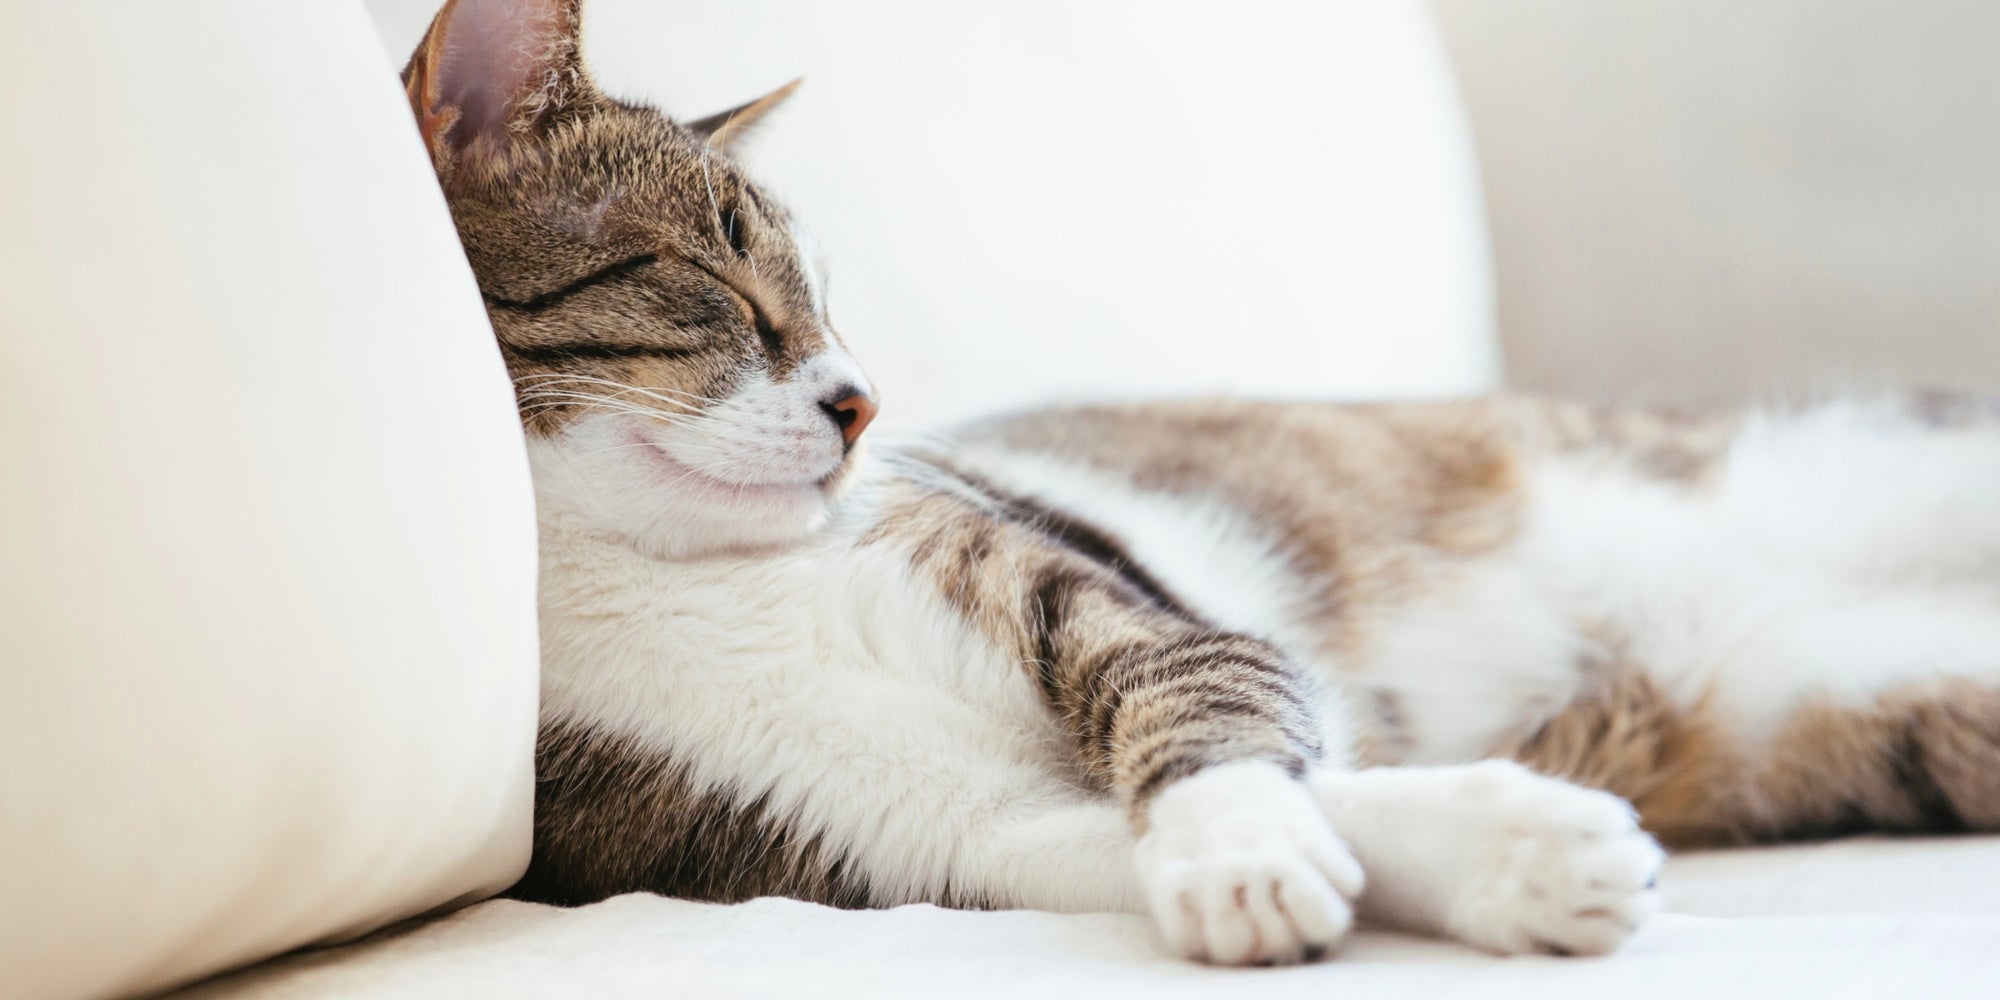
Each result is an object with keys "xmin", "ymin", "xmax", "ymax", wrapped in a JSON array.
[{"xmin": 1434, "ymin": 0, "xmax": 2000, "ymax": 403}]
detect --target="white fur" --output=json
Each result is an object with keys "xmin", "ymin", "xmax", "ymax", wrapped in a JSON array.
[
  {"xmin": 1517, "ymin": 400, "xmax": 2000, "ymax": 740},
  {"xmin": 948, "ymin": 446, "xmax": 1326, "ymax": 656},
  {"xmin": 537, "ymin": 504, "xmax": 1144, "ymax": 913},
  {"xmin": 529, "ymin": 350, "xmax": 874, "ymax": 560},
  {"xmin": 945, "ymin": 445, "xmax": 1358, "ymax": 755},
  {"xmin": 1356, "ymin": 561, "xmax": 1586, "ymax": 763},
  {"xmin": 951, "ymin": 404, "xmax": 2000, "ymax": 766},
  {"xmin": 1137, "ymin": 762, "xmax": 1364, "ymax": 964},
  {"xmin": 943, "ymin": 445, "xmax": 1585, "ymax": 766},
  {"xmin": 1312, "ymin": 760, "xmax": 1663, "ymax": 955},
  {"xmin": 532, "ymin": 395, "xmax": 2000, "ymax": 965}
]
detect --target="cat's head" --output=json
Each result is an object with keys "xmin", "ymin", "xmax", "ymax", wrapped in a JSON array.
[{"xmin": 404, "ymin": 0, "xmax": 875, "ymax": 559}]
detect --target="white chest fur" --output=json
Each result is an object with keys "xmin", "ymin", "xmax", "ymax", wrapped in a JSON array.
[{"xmin": 534, "ymin": 515, "xmax": 1141, "ymax": 910}]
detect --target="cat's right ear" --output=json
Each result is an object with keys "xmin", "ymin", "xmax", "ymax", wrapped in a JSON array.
[{"xmin": 402, "ymin": 0, "xmax": 592, "ymax": 172}]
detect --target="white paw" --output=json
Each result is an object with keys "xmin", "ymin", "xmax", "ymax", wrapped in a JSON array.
[
  {"xmin": 1135, "ymin": 762, "xmax": 1366, "ymax": 965},
  {"xmin": 1436, "ymin": 762, "xmax": 1663, "ymax": 955},
  {"xmin": 1314, "ymin": 760, "xmax": 1664, "ymax": 957}
]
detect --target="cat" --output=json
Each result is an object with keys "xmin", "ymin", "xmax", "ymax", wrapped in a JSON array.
[{"xmin": 403, "ymin": 0, "xmax": 2000, "ymax": 965}]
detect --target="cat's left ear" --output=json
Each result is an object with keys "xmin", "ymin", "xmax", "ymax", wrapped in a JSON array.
[
  {"xmin": 685, "ymin": 79, "xmax": 803, "ymax": 151},
  {"xmin": 402, "ymin": 0, "xmax": 595, "ymax": 171}
]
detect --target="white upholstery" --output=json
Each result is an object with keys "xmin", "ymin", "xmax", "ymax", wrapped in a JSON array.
[
  {"xmin": 366, "ymin": 0, "xmax": 1500, "ymax": 425},
  {"xmin": 0, "ymin": 4, "xmax": 539, "ymax": 999},
  {"xmin": 177, "ymin": 837, "xmax": 2000, "ymax": 999}
]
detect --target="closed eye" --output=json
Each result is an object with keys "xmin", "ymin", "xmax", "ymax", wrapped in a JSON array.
[
  {"xmin": 694, "ymin": 262, "xmax": 785, "ymax": 359},
  {"xmin": 483, "ymin": 254, "xmax": 660, "ymax": 313}
]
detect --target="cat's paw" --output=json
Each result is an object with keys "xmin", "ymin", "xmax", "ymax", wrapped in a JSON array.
[
  {"xmin": 1134, "ymin": 762, "xmax": 1366, "ymax": 965},
  {"xmin": 1434, "ymin": 762, "xmax": 1664, "ymax": 955},
  {"xmin": 1314, "ymin": 760, "xmax": 1664, "ymax": 957}
]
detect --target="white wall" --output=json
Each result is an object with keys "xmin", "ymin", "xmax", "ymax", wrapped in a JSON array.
[
  {"xmin": 1433, "ymin": 0, "xmax": 2000, "ymax": 402},
  {"xmin": 368, "ymin": 1, "xmax": 1499, "ymax": 427}
]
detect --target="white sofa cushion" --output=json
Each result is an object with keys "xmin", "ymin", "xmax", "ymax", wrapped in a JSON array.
[{"xmin": 0, "ymin": 3, "xmax": 539, "ymax": 999}]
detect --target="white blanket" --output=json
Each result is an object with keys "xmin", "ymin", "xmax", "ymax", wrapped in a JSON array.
[{"xmin": 180, "ymin": 837, "xmax": 2000, "ymax": 999}]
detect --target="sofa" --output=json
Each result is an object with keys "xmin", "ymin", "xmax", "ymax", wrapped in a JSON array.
[{"xmin": 3, "ymin": 3, "xmax": 1994, "ymax": 999}]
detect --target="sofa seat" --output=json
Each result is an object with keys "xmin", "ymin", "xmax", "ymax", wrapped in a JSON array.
[{"xmin": 180, "ymin": 836, "xmax": 2000, "ymax": 999}]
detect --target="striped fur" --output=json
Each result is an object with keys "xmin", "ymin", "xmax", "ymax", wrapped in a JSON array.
[
  {"xmin": 514, "ymin": 721, "xmax": 881, "ymax": 908},
  {"xmin": 867, "ymin": 468, "xmax": 1326, "ymax": 823},
  {"xmin": 405, "ymin": 0, "xmax": 2000, "ymax": 967}
]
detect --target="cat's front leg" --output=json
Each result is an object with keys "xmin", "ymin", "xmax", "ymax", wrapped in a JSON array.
[
  {"xmin": 1017, "ymin": 596, "xmax": 1366, "ymax": 964},
  {"xmin": 1027, "ymin": 607, "xmax": 1365, "ymax": 964},
  {"xmin": 1309, "ymin": 760, "xmax": 1665, "ymax": 956},
  {"xmin": 898, "ymin": 486, "xmax": 1367, "ymax": 963}
]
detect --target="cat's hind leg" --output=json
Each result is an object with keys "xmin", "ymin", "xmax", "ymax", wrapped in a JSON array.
[
  {"xmin": 1733, "ymin": 672, "xmax": 2000, "ymax": 838},
  {"xmin": 1504, "ymin": 589, "xmax": 2000, "ymax": 845}
]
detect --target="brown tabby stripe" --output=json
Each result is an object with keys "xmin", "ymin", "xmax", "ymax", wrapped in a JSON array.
[
  {"xmin": 1495, "ymin": 636, "xmax": 1737, "ymax": 847},
  {"xmin": 1502, "ymin": 635, "xmax": 2000, "ymax": 848},
  {"xmin": 944, "ymin": 466, "xmax": 1201, "ymax": 624},
  {"xmin": 482, "ymin": 253, "xmax": 663, "ymax": 312},
  {"xmin": 869, "ymin": 471, "xmax": 1323, "ymax": 821},
  {"xmin": 1750, "ymin": 679, "xmax": 2000, "ymax": 840},
  {"xmin": 512, "ymin": 721, "xmax": 893, "ymax": 908},
  {"xmin": 958, "ymin": 399, "xmax": 1536, "ymax": 669}
]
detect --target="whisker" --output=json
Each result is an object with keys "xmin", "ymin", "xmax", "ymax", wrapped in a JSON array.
[
  {"xmin": 518, "ymin": 396, "xmax": 697, "ymax": 426},
  {"xmin": 514, "ymin": 384, "xmax": 701, "ymax": 408},
  {"xmin": 514, "ymin": 374, "xmax": 724, "ymax": 411},
  {"xmin": 516, "ymin": 392, "xmax": 692, "ymax": 416},
  {"xmin": 699, "ymin": 152, "xmax": 727, "ymax": 243},
  {"xmin": 513, "ymin": 373, "xmax": 720, "ymax": 401},
  {"xmin": 516, "ymin": 394, "xmax": 668, "ymax": 415},
  {"xmin": 516, "ymin": 389, "xmax": 683, "ymax": 413}
]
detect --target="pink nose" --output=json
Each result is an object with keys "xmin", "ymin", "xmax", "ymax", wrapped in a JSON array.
[{"xmin": 825, "ymin": 392, "xmax": 878, "ymax": 445}]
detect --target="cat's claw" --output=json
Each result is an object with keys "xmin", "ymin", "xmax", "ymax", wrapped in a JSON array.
[{"xmin": 1135, "ymin": 762, "xmax": 1364, "ymax": 965}]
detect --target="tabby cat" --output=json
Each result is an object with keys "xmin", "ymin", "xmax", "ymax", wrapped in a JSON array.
[{"xmin": 403, "ymin": 0, "xmax": 2000, "ymax": 965}]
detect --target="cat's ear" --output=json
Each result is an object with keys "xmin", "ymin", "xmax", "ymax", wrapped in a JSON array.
[
  {"xmin": 402, "ymin": 0, "xmax": 593, "ymax": 168},
  {"xmin": 685, "ymin": 79, "xmax": 803, "ymax": 151}
]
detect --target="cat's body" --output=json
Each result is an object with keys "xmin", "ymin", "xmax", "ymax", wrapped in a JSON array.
[
  {"xmin": 404, "ymin": 0, "xmax": 2000, "ymax": 965},
  {"xmin": 519, "ymin": 395, "xmax": 2000, "ymax": 913}
]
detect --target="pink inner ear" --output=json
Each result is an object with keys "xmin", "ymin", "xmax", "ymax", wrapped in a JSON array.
[{"xmin": 432, "ymin": 0, "xmax": 566, "ymax": 149}]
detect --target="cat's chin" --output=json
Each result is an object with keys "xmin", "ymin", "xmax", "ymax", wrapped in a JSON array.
[
  {"xmin": 559, "ymin": 472, "xmax": 836, "ymax": 562},
  {"xmin": 525, "ymin": 462, "xmax": 820, "ymax": 564},
  {"xmin": 527, "ymin": 419, "xmax": 852, "ymax": 561}
]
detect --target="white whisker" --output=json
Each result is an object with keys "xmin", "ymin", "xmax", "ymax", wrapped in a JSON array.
[{"xmin": 514, "ymin": 373, "xmax": 723, "ymax": 410}]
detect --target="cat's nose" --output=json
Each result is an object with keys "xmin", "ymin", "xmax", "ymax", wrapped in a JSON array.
[{"xmin": 822, "ymin": 390, "xmax": 878, "ymax": 446}]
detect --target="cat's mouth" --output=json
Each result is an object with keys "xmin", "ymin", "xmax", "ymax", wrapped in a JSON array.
[{"xmin": 626, "ymin": 425, "xmax": 837, "ymax": 504}]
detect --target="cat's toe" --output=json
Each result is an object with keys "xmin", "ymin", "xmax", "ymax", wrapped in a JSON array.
[
  {"xmin": 1137, "ymin": 762, "xmax": 1362, "ymax": 965},
  {"xmin": 1148, "ymin": 860, "xmax": 1353, "ymax": 965},
  {"xmin": 1444, "ymin": 764, "xmax": 1665, "ymax": 957}
]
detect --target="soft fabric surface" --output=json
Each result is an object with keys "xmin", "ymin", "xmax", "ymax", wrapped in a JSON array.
[
  {"xmin": 0, "ymin": 3, "xmax": 537, "ymax": 998},
  {"xmin": 182, "ymin": 837, "xmax": 2000, "ymax": 999}
]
